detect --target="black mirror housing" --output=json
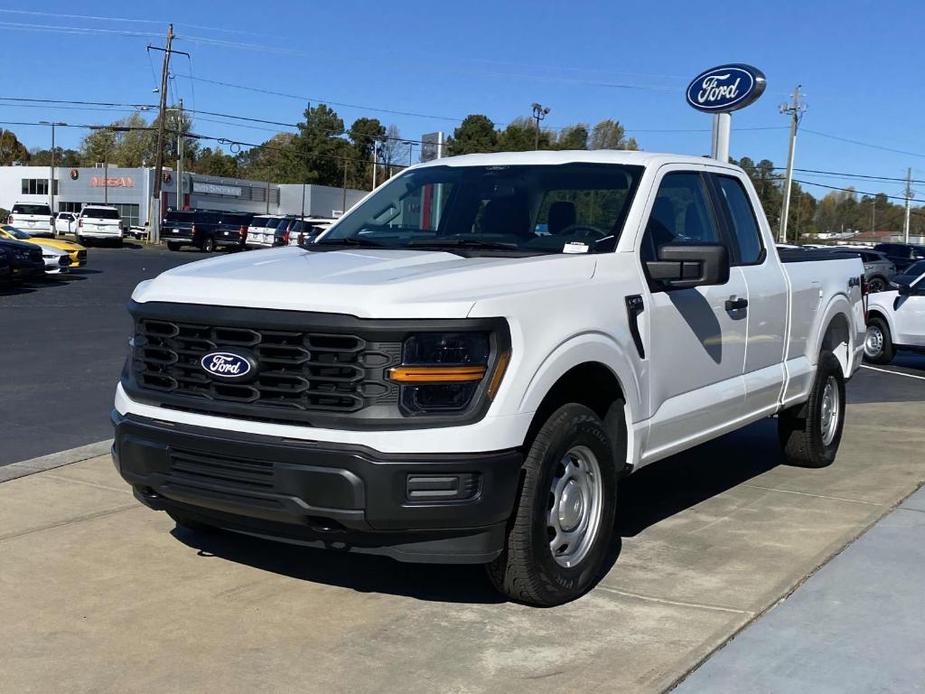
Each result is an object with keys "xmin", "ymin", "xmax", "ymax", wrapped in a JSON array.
[{"xmin": 646, "ymin": 243, "xmax": 730, "ymax": 290}]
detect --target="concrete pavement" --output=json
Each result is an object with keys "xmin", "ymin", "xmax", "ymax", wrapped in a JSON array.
[{"xmin": 2, "ymin": 397, "xmax": 924, "ymax": 693}]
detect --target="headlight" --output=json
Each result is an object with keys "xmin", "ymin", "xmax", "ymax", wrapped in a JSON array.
[{"xmin": 387, "ymin": 332, "xmax": 509, "ymax": 415}]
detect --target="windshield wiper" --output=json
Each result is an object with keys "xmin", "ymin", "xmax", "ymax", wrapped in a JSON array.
[
  {"xmin": 315, "ymin": 236, "xmax": 387, "ymax": 248},
  {"xmin": 407, "ymin": 238, "xmax": 521, "ymax": 251}
]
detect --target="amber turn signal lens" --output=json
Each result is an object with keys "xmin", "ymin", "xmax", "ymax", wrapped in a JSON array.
[
  {"xmin": 486, "ymin": 351, "xmax": 511, "ymax": 400},
  {"xmin": 387, "ymin": 365, "xmax": 487, "ymax": 383}
]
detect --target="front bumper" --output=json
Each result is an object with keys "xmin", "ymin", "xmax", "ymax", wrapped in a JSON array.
[{"xmin": 112, "ymin": 412, "xmax": 523, "ymax": 563}]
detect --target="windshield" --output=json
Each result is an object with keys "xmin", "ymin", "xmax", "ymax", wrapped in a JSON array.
[
  {"xmin": 83, "ymin": 208, "xmax": 120, "ymax": 219},
  {"xmin": 321, "ymin": 163, "xmax": 643, "ymax": 254},
  {"xmin": 1, "ymin": 225, "xmax": 31, "ymax": 240}
]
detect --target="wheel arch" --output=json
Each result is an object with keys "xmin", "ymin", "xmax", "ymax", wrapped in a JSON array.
[
  {"xmin": 815, "ymin": 300, "xmax": 853, "ymax": 377},
  {"xmin": 518, "ymin": 334, "xmax": 640, "ymax": 468}
]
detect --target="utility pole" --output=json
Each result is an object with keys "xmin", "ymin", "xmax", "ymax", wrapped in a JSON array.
[
  {"xmin": 342, "ymin": 159, "xmax": 348, "ymax": 213},
  {"xmin": 40, "ymin": 121, "xmax": 66, "ymax": 222},
  {"xmin": 176, "ymin": 98, "xmax": 184, "ymax": 210},
  {"xmin": 903, "ymin": 167, "xmax": 914, "ymax": 243},
  {"xmin": 372, "ymin": 143, "xmax": 378, "ymax": 189},
  {"xmin": 531, "ymin": 102, "xmax": 550, "ymax": 150},
  {"xmin": 778, "ymin": 85, "xmax": 806, "ymax": 244},
  {"xmin": 149, "ymin": 24, "xmax": 174, "ymax": 243},
  {"xmin": 871, "ymin": 199, "xmax": 876, "ymax": 234}
]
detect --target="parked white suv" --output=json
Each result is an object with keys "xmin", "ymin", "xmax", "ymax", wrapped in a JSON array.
[
  {"xmin": 113, "ymin": 151, "xmax": 866, "ymax": 605},
  {"xmin": 77, "ymin": 205, "xmax": 124, "ymax": 246},
  {"xmin": 8, "ymin": 202, "xmax": 54, "ymax": 238},
  {"xmin": 864, "ymin": 260, "xmax": 925, "ymax": 363}
]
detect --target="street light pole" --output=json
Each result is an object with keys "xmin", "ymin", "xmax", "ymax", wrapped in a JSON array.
[
  {"xmin": 531, "ymin": 102, "xmax": 551, "ymax": 150},
  {"xmin": 40, "ymin": 121, "xmax": 66, "ymax": 226}
]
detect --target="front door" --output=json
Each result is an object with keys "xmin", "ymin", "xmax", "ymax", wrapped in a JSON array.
[{"xmin": 640, "ymin": 169, "xmax": 748, "ymax": 463}]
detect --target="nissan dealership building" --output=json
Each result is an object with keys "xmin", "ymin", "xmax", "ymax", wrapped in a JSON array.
[{"xmin": 0, "ymin": 165, "xmax": 366, "ymax": 226}]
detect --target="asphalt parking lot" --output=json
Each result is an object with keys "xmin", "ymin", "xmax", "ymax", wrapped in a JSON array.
[
  {"xmin": 2, "ymin": 246, "xmax": 925, "ymax": 692},
  {"xmin": 0, "ymin": 243, "xmax": 204, "ymax": 465}
]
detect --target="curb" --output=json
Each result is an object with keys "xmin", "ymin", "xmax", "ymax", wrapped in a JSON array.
[{"xmin": 0, "ymin": 440, "xmax": 113, "ymax": 484}]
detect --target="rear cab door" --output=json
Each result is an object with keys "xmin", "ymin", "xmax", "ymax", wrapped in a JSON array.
[
  {"xmin": 707, "ymin": 170, "xmax": 788, "ymax": 416},
  {"xmin": 637, "ymin": 165, "xmax": 749, "ymax": 463}
]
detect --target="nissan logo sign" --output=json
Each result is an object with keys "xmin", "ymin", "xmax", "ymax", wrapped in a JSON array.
[{"xmin": 686, "ymin": 64, "xmax": 766, "ymax": 113}]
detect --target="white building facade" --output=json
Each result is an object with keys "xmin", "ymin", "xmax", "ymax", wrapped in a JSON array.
[{"xmin": 0, "ymin": 165, "xmax": 366, "ymax": 225}]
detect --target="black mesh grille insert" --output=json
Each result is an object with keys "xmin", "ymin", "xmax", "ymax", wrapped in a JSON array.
[{"xmin": 133, "ymin": 317, "xmax": 400, "ymax": 415}]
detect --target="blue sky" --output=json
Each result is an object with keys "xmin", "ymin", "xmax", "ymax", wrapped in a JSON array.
[{"xmin": 1, "ymin": 0, "xmax": 922, "ymax": 197}]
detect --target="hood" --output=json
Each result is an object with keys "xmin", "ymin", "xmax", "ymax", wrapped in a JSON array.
[
  {"xmin": 133, "ymin": 246, "xmax": 598, "ymax": 318},
  {"xmin": 32, "ymin": 238, "xmax": 83, "ymax": 252},
  {"xmin": 0, "ymin": 237, "xmax": 36, "ymax": 252}
]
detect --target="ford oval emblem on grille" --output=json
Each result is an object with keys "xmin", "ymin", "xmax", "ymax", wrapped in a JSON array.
[{"xmin": 201, "ymin": 351, "xmax": 255, "ymax": 380}]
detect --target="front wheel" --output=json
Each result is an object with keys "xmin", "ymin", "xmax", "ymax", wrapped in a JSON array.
[
  {"xmin": 487, "ymin": 403, "xmax": 618, "ymax": 606},
  {"xmin": 778, "ymin": 352, "xmax": 846, "ymax": 468}
]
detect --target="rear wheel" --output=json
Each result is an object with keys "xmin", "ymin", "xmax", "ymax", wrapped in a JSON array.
[
  {"xmin": 487, "ymin": 403, "xmax": 618, "ymax": 606},
  {"xmin": 864, "ymin": 316, "xmax": 895, "ymax": 364},
  {"xmin": 867, "ymin": 276, "xmax": 888, "ymax": 293},
  {"xmin": 778, "ymin": 352, "xmax": 846, "ymax": 468},
  {"xmin": 201, "ymin": 236, "xmax": 215, "ymax": 253}
]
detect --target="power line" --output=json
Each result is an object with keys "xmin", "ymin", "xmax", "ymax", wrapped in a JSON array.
[
  {"xmin": 802, "ymin": 128, "xmax": 925, "ymax": 159},
  {"xmin": 776, "ymin": 167, "xmax": 925, "ymax": 185}
]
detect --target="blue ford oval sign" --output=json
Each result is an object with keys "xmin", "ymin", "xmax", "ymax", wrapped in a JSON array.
[
  {"xmin": 201, "ymin": 351, "xmax": 254, "ymax": 379},
  {"xmin": 686, "ymin": 64, "xmax": 766, "ymax": 113}
]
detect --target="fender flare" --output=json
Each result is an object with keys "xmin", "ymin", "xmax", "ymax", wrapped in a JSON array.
[{"xmin": 810, "ymin": 292, "xmax": 856, "ymax": 373}]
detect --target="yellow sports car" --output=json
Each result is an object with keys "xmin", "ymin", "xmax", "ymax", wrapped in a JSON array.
[{"xmin": 0, "ymin": 224, "xmax": 87, "ymax": 268}]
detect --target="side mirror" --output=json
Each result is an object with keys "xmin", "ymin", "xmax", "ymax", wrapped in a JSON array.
[{"xmin": 646, "ymin": 243, "xmax": 730, "ymax": 290}]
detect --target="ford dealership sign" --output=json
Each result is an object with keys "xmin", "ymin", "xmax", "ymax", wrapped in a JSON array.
[{"xmin": 686, "ymin": 64, "xmax": 766, "ymax": 113}]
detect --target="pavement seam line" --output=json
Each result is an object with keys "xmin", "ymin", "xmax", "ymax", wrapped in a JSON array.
[
  {"xmin": 860, "ymin": 364, "xmax": 925, "ymax": 381},
  {"xmin": 41, "ymin": 473, "xmax": 132, "ymax": 495},
  {"xmin": 593, "ymin": 585, "xmax": 754, "ymax": 616},
  {"xmin": 0, "ymin": 439, "xmax": 112, "ymax": 484},
  {"xmin": 740, "ymin": 484, "xmax": 885, "ymax": 507},
  {"xmin": 0, "ymin": 504, "xmax": 138, "ymax": 544},
  {"xmin": 666, "ymin": 479, "xmax": 925, "ymax": 692}
]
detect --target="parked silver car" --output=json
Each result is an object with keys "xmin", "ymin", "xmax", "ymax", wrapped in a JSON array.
[{"xmin": 855, "ymin": 250, "xmax": 896, "ymax": 292}]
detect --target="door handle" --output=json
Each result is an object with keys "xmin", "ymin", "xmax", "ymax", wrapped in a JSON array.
[{"xmin": 725, "ymin": 297, "xmax": 748, "ymax": 311}]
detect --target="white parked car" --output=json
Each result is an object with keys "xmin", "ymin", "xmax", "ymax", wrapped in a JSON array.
[
  {"xmin": 112, "ymin": 151, "xmax": 866, "ymax": 606},
  {"xmin": 54, "ymin": 211, "xmax": 77, "ymax": 236},
  {"xmin": 864, "ymin": 260, "xmax": 925, "ymax": 363},
  {"xmin": 77, "ymin": 205, "xmax": 124, "ymax": 246},
  {"xmin": 40, "ymin": 245, "xmax": 71, "ymax": 275},
  {"xmin": 8, "ymin": 202, "xmax": 54, "ymax": 238}
]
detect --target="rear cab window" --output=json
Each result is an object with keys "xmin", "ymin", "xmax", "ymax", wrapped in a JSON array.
[{"xmin": 713, "ymin": 175, "xmax": 765, "ymax": 265}]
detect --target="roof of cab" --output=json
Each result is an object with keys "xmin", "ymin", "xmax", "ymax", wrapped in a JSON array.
[{"xmin": 411, "ymin": 149, "xmax": 738, "ymax": 170}]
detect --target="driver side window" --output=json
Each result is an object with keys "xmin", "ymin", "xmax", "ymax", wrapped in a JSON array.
[{"xmin": 641, "ymin": 172, "xmax": 721, "ymax": 261}]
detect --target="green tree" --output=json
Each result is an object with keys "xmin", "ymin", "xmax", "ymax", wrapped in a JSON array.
[
  {"xmin": 0, "ymin": 129, "xmax": 30, "ymax": 164},
  {"xmin": 195, "ymin": 147, "xmax": 239, "ymax": 177},
  {"xmin": 555, "ymin": 124, "xmax": 589, "ymax": 150},
  {"xmin": 447, "ymin": 114, "xmax": 498, "ymax": 155},
  {"xmin": 80, "ymin": 127, "xmax": 118, "ymax": 166},
  {"xmin": 498, "ymin": 117, "xmax": 553, "ymax": 151},
  {"xmin": 589, "ymin": 119, "xmax": 638, "ymax": 150},
  {"xmin": 348, "ymin": 117, "xmax": 385, "ymax": 188},
  {"xmin": 29, "ymin": 147, "xmax": 81, "ymax": 166}
]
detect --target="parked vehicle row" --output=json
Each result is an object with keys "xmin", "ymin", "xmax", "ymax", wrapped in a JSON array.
[
  {"xmin": 163, "ymin": 209, "xmax": 334, "ymax": 253},
  {"xmin": 864, "ymin": 260, "xmax": 925, "ymax": 364}
]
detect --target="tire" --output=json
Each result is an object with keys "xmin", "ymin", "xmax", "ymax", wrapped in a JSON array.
[
  {"xmin": 867, "ymin": 276, "xmax": 888, "ymax": 293},
  {"xmin": 167, "ymin": 242, "xmax": 182, "ymax": 251},
  {"xmin": 77, "ymin": 236, "xmax": 89, "ymax": 247},
  {"xmin": 201, "ymin": 236, "xmax": 215, "ymax": 253},
  {"xmin": 167, "ymin": 510, "xmax": 218, "ymax": 535},
  {"xmin": 487, "ymin": 403, "xmax": 618, "ymax": 606},
  {"xmin": 778, "ymin": 352, "xmax": 846, "ymax": 468},
  {"xmin": 864, "ymin": 315, "xmax": 895, "ymax": 364}
]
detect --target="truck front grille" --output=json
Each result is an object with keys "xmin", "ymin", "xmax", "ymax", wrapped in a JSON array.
[{"xmin": 133, "ymin": 318, "xmax": 401, "ymax": 415}]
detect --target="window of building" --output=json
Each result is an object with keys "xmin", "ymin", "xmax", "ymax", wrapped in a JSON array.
[
  {"xmin": 59, "ymin": 202, "xmax": 84, "ymax": 213},
  {"xmin": 112, "ymin": 203, "xmax": 140, "ymax": 227},
  {"xmin": 21, "ymin": 179, "xmax": 59, "ymax": 195}
]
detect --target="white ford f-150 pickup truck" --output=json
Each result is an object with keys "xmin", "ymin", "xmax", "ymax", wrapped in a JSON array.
[{"xmin": 112, "ymin": 151, "xmax": 866, "ymax": 606}]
